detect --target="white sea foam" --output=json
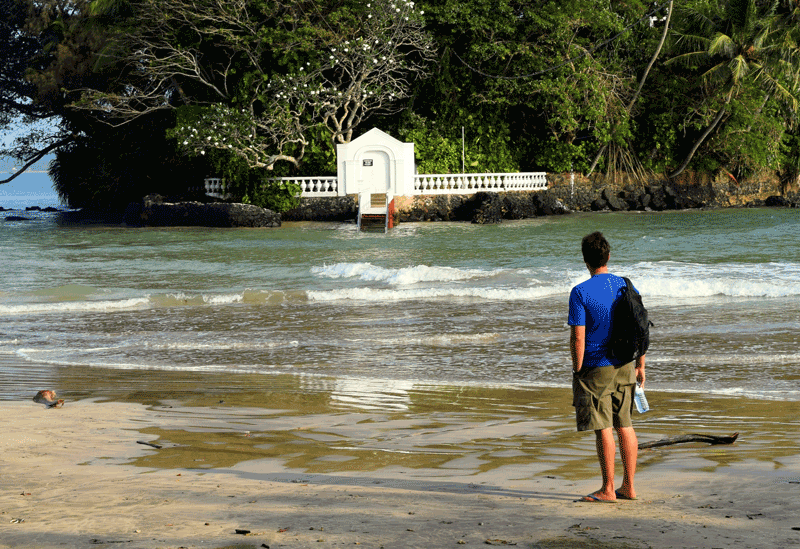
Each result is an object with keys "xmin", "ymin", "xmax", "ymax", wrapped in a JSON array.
[
  {"xmin": 307, "ymin": 284, "xmax": 566, "ymax": 303},
  {"xmin": 311, "ymin": 262, "xmax": 499, "ymax": 285},
  {"xmin": 0, "ymin": 297, "xmax": 151, "ymax": 315}
]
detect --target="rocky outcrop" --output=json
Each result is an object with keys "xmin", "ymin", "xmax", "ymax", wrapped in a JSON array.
[
  {"xmin": 282, "ymin": 196, "xmax": 357, "ymax": 221},
  {"xmin": 124, "ymin": 194, "xmax": 280, "ymax": 227},
  {"xmin": 548, "ymin": 170, "xmax": 798, "ymax": 212},
  {"xmin": 105, "ymin": 169, "xmax": 800, "ymax": 228}
]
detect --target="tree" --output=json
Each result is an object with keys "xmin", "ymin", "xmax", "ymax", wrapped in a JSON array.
[
  {"xmin": 0, "ymin": 0, "xmax": 74, "ymax": 185},
  {"xmin": 72, "ymin": 0, "xmax": 435, "ymax": 172},
  {"xmin": 665, "ymin": 0, "xmax": 800, "ymax": 178},
  {"xmin": 414, "ymin": 0, "xmax": 657, "ymax": 173}
]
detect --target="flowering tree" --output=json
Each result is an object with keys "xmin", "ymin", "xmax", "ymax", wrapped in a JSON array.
[{"xmin": 74, "ymin": 0, "xmax": 434, "ymax": 170}]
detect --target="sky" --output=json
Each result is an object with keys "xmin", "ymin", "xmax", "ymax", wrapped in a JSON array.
[
  {"xmin": 1, "ymin": 121, "xmax": 63, "ymax": 209},
  {"xmin": 0, "ymin": 169, "xmax": 61, "ymax": 209}
]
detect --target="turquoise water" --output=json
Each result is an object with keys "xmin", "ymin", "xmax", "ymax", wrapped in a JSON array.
[{"xmin": 1, "ymin": 208, "xmax": 798, "ymax": 401}]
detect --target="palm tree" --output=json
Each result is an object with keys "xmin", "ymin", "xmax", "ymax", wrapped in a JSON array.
[{"xmin": 666, "ymin": 0, "xmax": 800, "ymax": 178}]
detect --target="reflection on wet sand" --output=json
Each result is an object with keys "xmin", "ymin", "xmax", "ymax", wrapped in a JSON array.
[{"xmin": 2, "ymin": 358, "xmax": 797, "ymax": 483}]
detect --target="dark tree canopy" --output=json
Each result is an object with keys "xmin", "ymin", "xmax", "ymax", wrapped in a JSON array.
[{"xmin": 2, "ymin": 0, "xmax": 799, "ymax": 207}]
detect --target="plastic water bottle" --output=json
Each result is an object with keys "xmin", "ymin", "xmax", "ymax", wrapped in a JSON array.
[{"xmin": 634, "ymin": 383, "xmax": 649, "ymax": 413}]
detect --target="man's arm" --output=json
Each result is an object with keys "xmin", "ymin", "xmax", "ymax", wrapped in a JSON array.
[
  {"xmin": 636, "ymin": 355, "xmax": 646, "ymax": 387},
  {"xmin": 570, "ymin": 325, "xmax": 585, "ymax": 373}
]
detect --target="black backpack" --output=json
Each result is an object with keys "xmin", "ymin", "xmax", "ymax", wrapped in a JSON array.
[{"xmin": 607, "ymin": 277, "xmax": 653, "ymax": 364}]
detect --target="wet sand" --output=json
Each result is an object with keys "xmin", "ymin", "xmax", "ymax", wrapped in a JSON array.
[{"xmin": 1, "ymin": 369, "xmax": 800, "ymax": 549}]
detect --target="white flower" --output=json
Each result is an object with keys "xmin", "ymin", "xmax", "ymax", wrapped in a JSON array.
[
  {"xmin": 200, "ymin": 150, "xmax": 206, "ymax": 155},
  {"xmin": 182, "ymin": 140, "xmax": 188, "ymax": 145},
  {"xmin": 368, "ymin": 14, "xmax": 372, "ymax": 18},
  {"xmin": 420, "ymin": 10, "xmax": 424, "ymax": 14}
]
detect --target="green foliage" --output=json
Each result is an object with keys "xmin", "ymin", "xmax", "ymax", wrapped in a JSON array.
[
  {"xmin": 242, "ymin": 179, "xmax": 301, "ymax": 213},
  {"xmin": 11, "ymin": 0, "xmax": 800, "ymax": 206},
  {"xmin": 206, "ymin": 149, "xmax": 300, "ymax": 212},
  {"xmin": 396, "ymin": 112, "xmax": 518, "ymax": 174}
]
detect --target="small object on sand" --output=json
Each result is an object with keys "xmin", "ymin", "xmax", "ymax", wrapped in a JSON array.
[
  {"xmin": 32, "ymin": 390, "xmax": 64, "ymax": 408},
  {"xmin": 235, "ymin": 529, "xmax": 251, "ymax": 535},
  {"xmin": 136, "ymin": 440, "xmax": 162, "ymax": 449},
  {"xmin": 638, "ymin": 432, "xmax": 739, "ymax": 450}
]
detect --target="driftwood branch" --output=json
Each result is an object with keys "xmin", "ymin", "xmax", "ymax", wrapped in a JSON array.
[
  {"xmin": 638, "ymin": 432, "xmax": 739, "ymax": 450},
  {"xmin": 136, "ymin": 440, "xmax": 162, "ymax": 449}
]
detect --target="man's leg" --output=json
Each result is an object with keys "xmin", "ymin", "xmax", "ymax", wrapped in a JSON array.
[
  {"xmin": 616, "ymin": 425, "xmax": 637, "ymax": 499},
  {"xmin": 592, "ymin": 427, "xmax": 616, "ymax": 500}
]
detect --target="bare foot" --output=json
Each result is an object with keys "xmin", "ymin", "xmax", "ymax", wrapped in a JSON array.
[
  {"xmin": 615, "ymin": 489, "xmax": 638, "ymax": 500},
  {"xmin": 579, "ymin": 491, "xmax": 616, "ymax": 503}
]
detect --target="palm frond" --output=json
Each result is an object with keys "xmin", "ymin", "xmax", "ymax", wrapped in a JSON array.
[
  {"xmin": 727, "ymin": 55, "xmax": 751, "ymax": 83},
  {"xmin": 708, "ymin": 33, "xmax": 735, "ymax": 58}
]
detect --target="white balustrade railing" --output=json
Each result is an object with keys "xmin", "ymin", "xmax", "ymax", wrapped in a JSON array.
[
  {"xmin": 414, "ymin": 172, "xmax": 547, "ymax": 194},
  {"xmin": 204, "ymin": 177, "xmax": 228, "ymax": 199},
  {"xmin": 206, "ymin": 172, "xmax": 547, "ymax": 199},
  {"xmin": 270, "ymin": 176, "xmax": 339, "ymax": 197}
]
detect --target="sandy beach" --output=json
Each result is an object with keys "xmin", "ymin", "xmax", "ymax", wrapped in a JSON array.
[{"xmin": 2, "ymin": 391, "xmax": 799, "ymax": 549}]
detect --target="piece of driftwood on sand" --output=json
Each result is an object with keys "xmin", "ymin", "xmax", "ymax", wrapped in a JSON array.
[{"xmin": 639, "ymin": 433, "xmax": 739, "ymax": 450}]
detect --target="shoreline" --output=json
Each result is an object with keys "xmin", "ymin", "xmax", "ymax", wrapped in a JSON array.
[{"xmin": 2, "ymin": 385, "xmax": 799, "ymax": 548}]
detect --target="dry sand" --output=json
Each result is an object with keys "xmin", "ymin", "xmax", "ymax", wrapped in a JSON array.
[{"xmin": 1, "ymin": 396, "xmax": 799, "ymax": 549}]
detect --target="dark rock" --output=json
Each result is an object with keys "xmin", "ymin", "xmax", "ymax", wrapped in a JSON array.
[
  {"xmin": 532, "ymin": 192, "xmax": 570, "ymax": 216},
  {"xmin": 648, "ymin": 186, "xmax": 669, "ymax": 211},
  {"xmin": 502, "ymin": 193, "xmax": 538, "ymax": 219},
  {"xmin": 591, "ymin": 198, "xmax": 609, "ymax": 211},
  {"xmin": 4, "ymin": 215, "xmax": 30, "ymax": 221},
  {"xmin": 602, "ymin": 188, "xmax": 628, "ymax": 211},
  {"xmin": 471, "ymin": 192, "xmax": 503, "ymax": 224},
  {"xmin": 398, "ymin": 195, "xmax": 471, "ymax": 222},
  {"xmin": 125, "ymin": 194, "xmax": 280, "ymax": 227},
  {"xmin": 765, "ymin": 195, "xmax": 791, "ymax": 207},
  {"xmin": 25, "ymin": 206, "xmax": 41, "ymax": 211},
  {"xmin": 283, "ymin": 196, "xmax": 357, "ymax": 221}
]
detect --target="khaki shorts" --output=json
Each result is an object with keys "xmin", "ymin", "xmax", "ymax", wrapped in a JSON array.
[{"xmin": 572, "ymin": 362, "xmax": 636, "ymax": 432}]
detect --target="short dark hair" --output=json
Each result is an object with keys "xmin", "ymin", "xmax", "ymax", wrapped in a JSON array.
[{"xmin": 581, "ymin": 231, "xmax": 610, "ymax": 269}]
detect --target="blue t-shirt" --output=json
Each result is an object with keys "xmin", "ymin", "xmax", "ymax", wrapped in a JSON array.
[{"xmin": 568, "ymin": 273, "xmax": 637, "ymax": 368}]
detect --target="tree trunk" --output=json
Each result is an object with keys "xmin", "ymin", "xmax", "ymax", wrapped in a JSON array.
[
  {"xmin": 587, "ymin": 0, "xmax": 673, "ymax": 176},
  {"xmin": 668, "ymin": 104, "xmax": 728, "ymax": 178}
]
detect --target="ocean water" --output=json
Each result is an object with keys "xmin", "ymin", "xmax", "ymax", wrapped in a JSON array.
[
  {"xmin": 0, "ymin": 171, "xmax": 62, "ymax": 211},
  {"xmin": 1, "ymin": 207, "xmax": 798, "ymax": 403}
]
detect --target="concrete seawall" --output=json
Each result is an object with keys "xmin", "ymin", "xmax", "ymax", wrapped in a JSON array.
[{"xmin": 283, "ymin": 170, "xmax": 799, "ymax": 224}]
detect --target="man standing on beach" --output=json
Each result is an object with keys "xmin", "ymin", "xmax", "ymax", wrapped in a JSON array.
[{"xmin": 568, "ymin": 231, "xmax": 645, "ymax": 502}]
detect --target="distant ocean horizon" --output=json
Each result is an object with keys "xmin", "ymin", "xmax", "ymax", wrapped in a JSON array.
[{"xmin": 0, "ymin": 172, "xmax": 62, "ymax": 210}]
